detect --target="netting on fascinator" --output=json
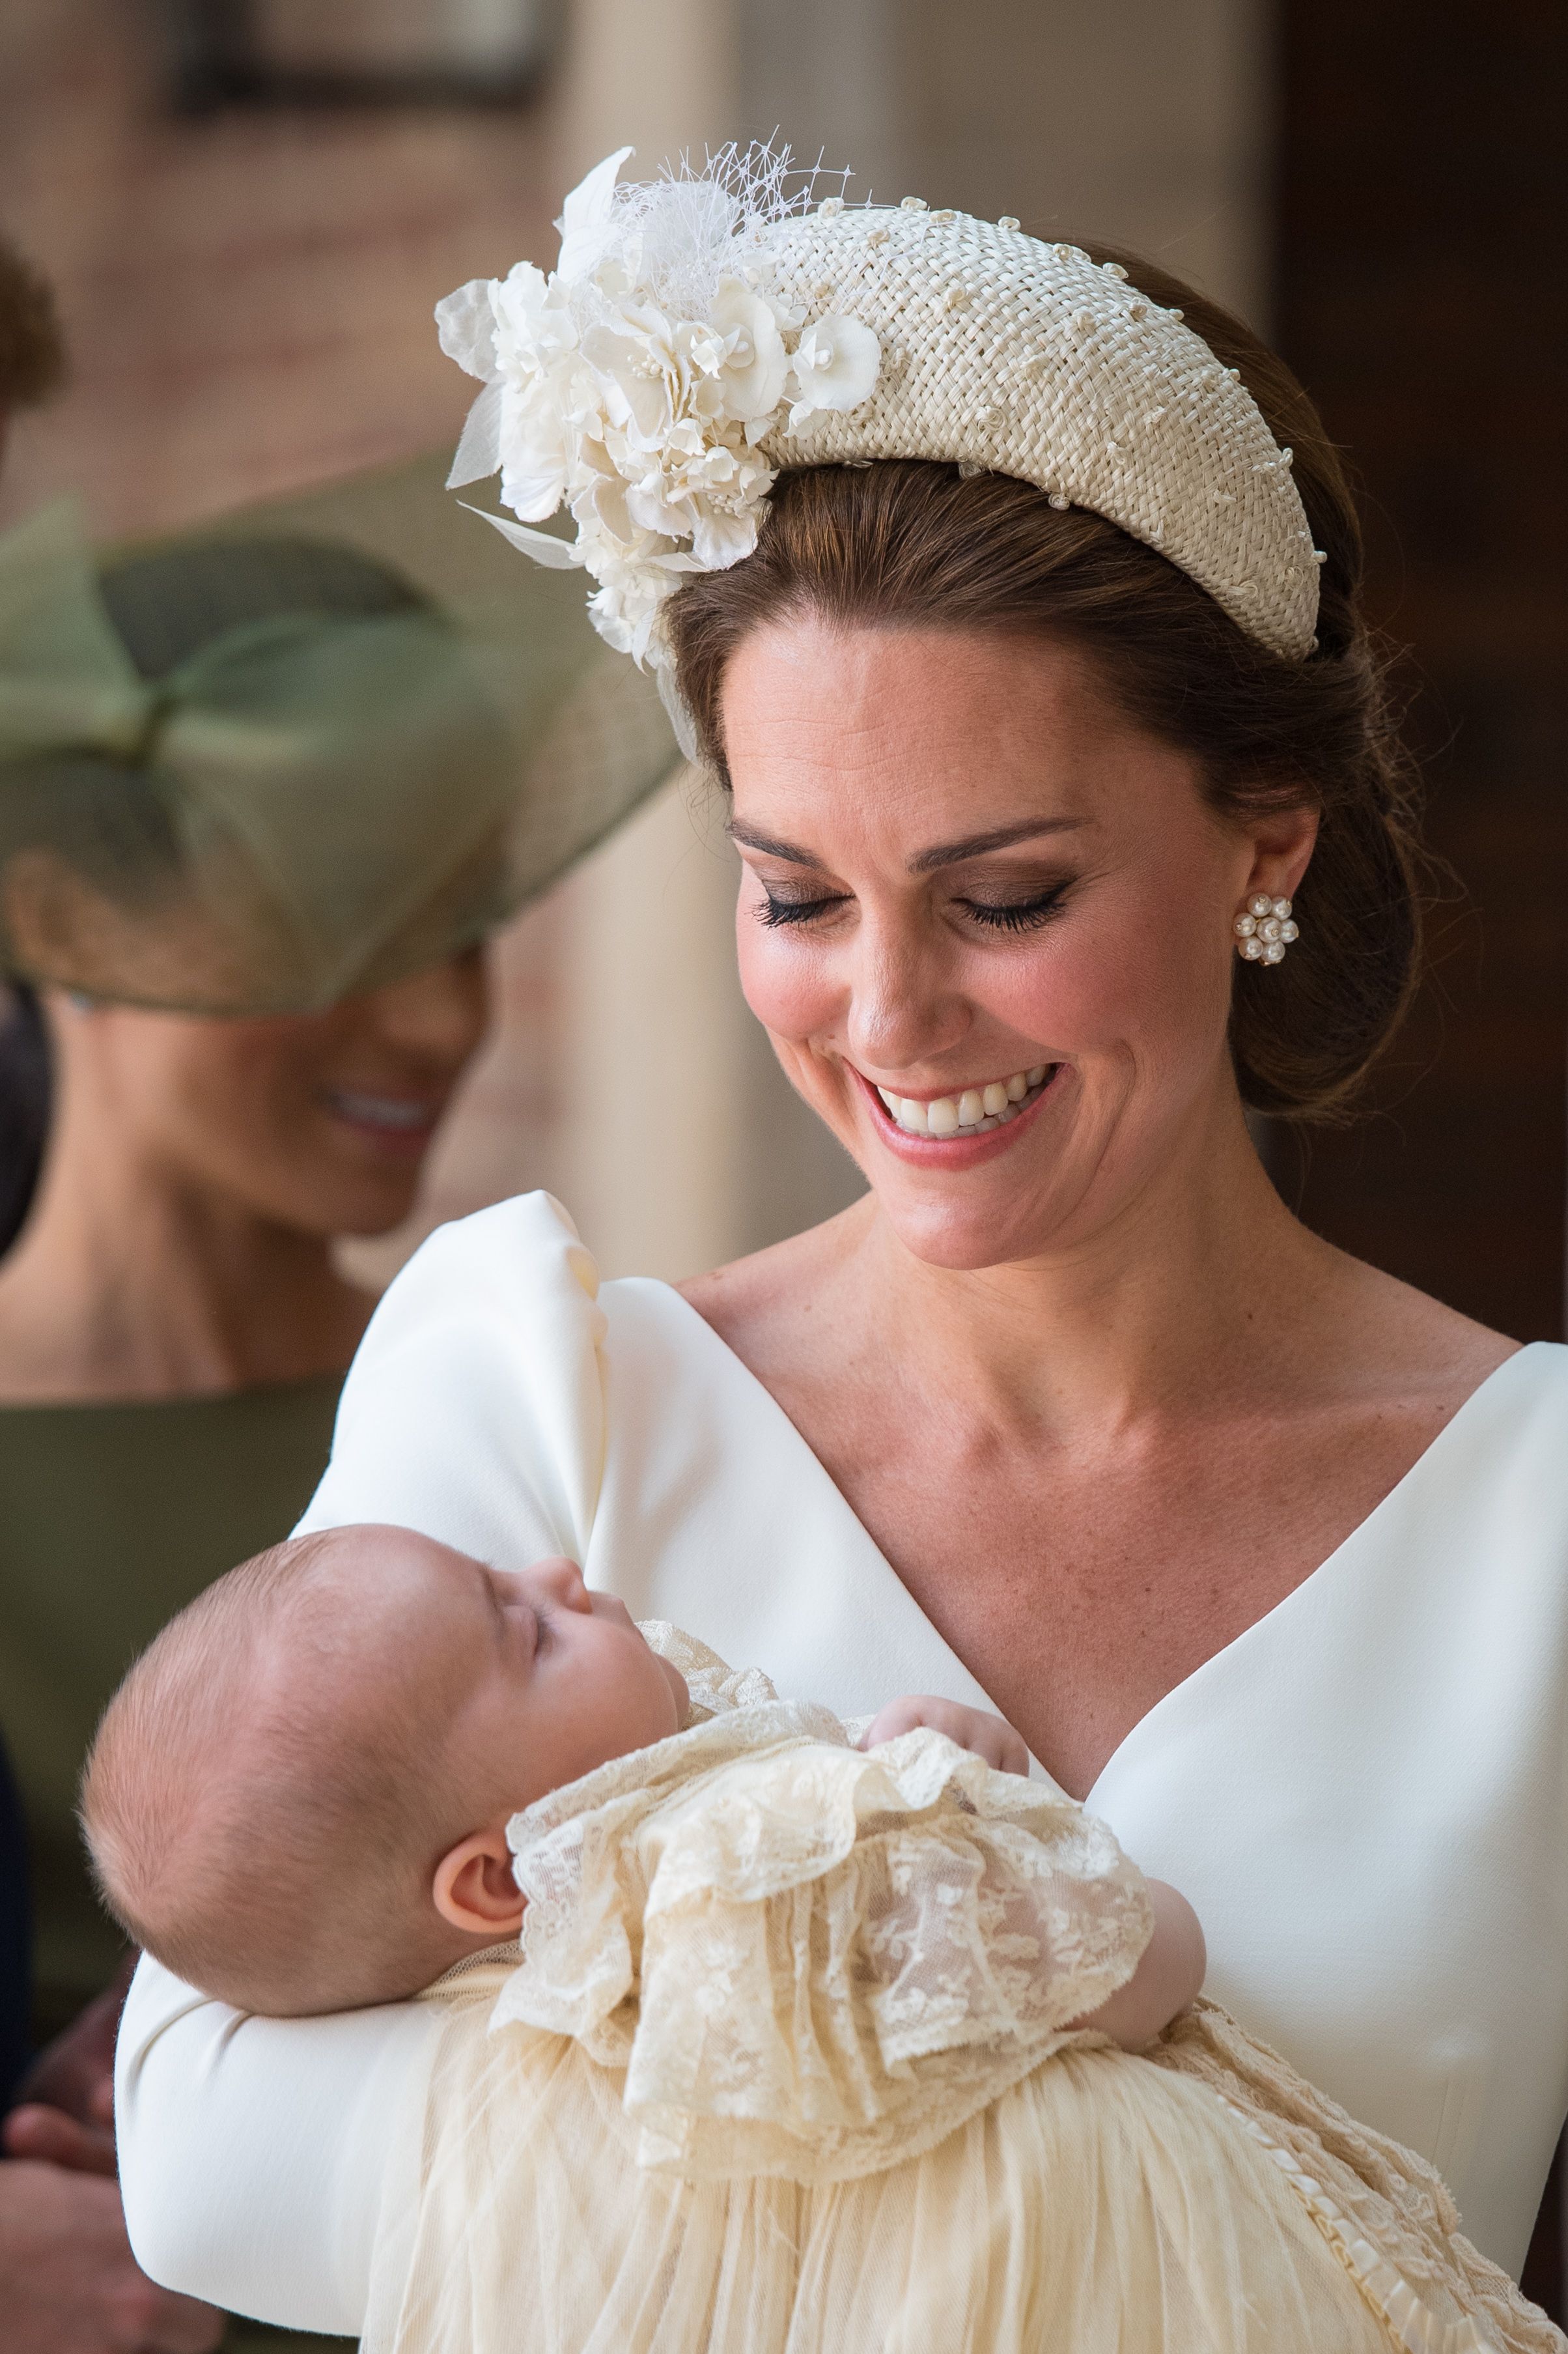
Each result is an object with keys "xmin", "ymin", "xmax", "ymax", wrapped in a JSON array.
[
  {"xmin": 436, "ymin": 143, "xmax": 1323, "ymax": 754},
  {"xmin": 0, "ymin": 456, "xmax": 678, "ymax": 1015}
]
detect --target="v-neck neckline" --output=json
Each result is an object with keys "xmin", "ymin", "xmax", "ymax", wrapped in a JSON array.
[{"xmin": 637, "ymin": 1281, "xmax": 1538, "ymax": 1801}]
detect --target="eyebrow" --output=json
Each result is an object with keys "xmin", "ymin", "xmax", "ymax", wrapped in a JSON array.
[{"xmin": 726, "ymin": 816, "xmax": 1087, "ymax": 874}]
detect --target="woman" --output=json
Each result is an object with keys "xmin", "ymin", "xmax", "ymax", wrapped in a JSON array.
[
  {"xmin": 117, "ymin": 160, "xmax": 1567, "ymax": 2333},
  {"xmin": 0, "ymin": 955, "xmax": 487, "ymax": 2041},
  {"xmin": 0, "ymin": 472, "xmax": 674, "ymax": 2344}
]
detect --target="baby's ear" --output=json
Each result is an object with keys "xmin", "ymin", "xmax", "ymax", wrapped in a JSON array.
[{"xmin": 432, "ymin": 1829, "xmax": 526, "ymax": 1938}]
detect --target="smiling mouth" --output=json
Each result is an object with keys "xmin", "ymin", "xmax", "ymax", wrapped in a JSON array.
[
  {"xmin": 325, "ymin": 1090, "xmax": 441, "ymax": 1137},
  {"xmin": 869, "ymin": 1064, "xmax": 1057, "ymax": 1137}
]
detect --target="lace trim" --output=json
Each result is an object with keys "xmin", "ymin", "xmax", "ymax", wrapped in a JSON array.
[{"xmin": 1221, "ymin": 2100, "xmax": 1500, "ymax": 2354}]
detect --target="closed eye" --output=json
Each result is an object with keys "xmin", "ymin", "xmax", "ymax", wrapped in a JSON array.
[
  {"xmin": 754, "ymin": 890, "xmax": 849, "ymax": 928},
  {"xmin": 957, "ymin": 884, "xmax": 1070, "ymax": 932}
]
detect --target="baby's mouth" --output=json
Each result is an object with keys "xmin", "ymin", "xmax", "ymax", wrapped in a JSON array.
[{"xmin": 870, "ymin": 1064, "xmax": 1056, "ymax": 1138}]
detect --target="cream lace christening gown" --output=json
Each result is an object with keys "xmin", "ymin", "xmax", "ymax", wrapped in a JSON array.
[{"xmin": 361, "ymin": 1631, "xmax": 1561, "ymax": 2354}]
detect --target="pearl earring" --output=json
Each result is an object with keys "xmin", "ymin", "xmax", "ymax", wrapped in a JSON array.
[{"xmin": 1234, "ymin": 894, "xmax": 1299, "ymax": 965}]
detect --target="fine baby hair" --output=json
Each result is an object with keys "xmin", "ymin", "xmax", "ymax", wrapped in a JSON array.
[{"xmin": 83, "ymin": 1527, "xmax": 494, "ymax": 2015}]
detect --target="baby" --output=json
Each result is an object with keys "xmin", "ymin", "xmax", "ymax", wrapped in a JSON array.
[
  {"xmin": 82, "ymin": 1525, "xmax": 1201, "ymax": 2034},
  {"xmin": 85, "ymin": 1529, "xmax": 1558, "ymax": 2354}
]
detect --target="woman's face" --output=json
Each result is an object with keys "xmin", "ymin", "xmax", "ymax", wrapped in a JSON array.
[
  {"xmin": 723, "ymin": 621, "xmax": 1317, "ymax": 1271},
  {"xmin": 59, "ymin": 950, "xmax": 490, "ymax": 1239}
]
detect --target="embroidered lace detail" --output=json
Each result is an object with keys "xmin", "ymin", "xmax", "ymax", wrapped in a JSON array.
[{"xmin": 494, "ymin": 1627, "xmax": 1151, "ymax": 2183}]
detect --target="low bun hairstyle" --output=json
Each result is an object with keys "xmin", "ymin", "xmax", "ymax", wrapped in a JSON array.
[{"xmin": 666, "ymin": 246, "xmax": 1421, "ymax": 1122}]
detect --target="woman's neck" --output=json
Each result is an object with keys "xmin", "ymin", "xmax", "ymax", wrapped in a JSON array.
[
  {"xmin": 0, "ymin": 1122, "xmax": 373, "ymax": 1406},
  {"xmin": 718, "ymin": 1086, "xmax": 1354, "ymax": 1449},
  {"xmin": 873, "ymin": 1134, "xmax": 1321, "ymax": 1430}
]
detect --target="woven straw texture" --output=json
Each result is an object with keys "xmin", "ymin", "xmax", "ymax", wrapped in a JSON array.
[{"xmin": 758, "ymin": 205, "xmax": 1320, "ymax": 661}]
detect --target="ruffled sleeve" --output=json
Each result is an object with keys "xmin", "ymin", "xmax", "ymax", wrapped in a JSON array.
[
  {"xmin": 299, "ymin": 1191, "xmax": 608, "ymax": 1568},
  {"xmin": 495, "ymin": 1706, "xmax": 1153, "ymax": 2185}
]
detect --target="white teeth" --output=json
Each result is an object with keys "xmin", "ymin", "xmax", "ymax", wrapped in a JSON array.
[{"xmin": 875, "ymin": 1065, "xmax": 1055, "ymax": 1138}]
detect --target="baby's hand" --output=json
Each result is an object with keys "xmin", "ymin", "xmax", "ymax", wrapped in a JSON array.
[{"xmin": 860, "ymin": 1695, "xmax": 1030, "ymax": 1777}]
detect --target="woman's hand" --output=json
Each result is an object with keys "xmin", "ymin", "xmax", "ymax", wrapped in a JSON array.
[
  {"xmin": 860, "ymin": 1694, "xmax": 1031, "ymax": 1776},
  {"xmin": 0, "ymin": 2159, "xmax": 224, "ymax": 2353}
]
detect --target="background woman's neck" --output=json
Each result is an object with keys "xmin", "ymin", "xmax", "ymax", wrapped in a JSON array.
[{"xmin": 0, "ymin": 1096, "xmax": 372, "ymax": 1406}]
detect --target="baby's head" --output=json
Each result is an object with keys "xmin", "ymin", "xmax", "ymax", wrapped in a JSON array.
[{"xmin": 82, "ymin": 1527, "xmax": 688, "ymax": 2017}]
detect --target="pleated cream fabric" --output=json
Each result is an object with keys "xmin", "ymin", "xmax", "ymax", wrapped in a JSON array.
[{"xmin": 359, "ymin": 1631, "xmax": 1561, "ymax": 2354}]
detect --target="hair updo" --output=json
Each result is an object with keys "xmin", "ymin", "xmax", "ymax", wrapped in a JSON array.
[{"xmin": 666, "ymin": 246, "xmax": 1421, "ymax": 1123}]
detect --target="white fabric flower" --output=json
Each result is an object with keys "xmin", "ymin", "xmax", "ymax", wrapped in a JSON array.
[
  {"xmin": 785, "ymin": 315, "xmax": 882, "ymax": 434},
  {"xmin": 436, "ymin": 149, "xmax": 882, "ymax": 677},
  {"xmin": 693, "ymin": 279, "xmax": 788, "ymax": 420}
]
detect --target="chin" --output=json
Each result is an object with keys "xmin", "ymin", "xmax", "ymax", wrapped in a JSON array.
[
  {"xmin": 335, "ymin": 1184, "xmax": 425, "ymax": 1239},
  {"xmin": 814, "ymin": 1063, "xmax": 1106, "ymax": 1269},
  {"xmin": 876, "ymin": 1186, "xmax": 1082, "ymax": 1273},
  {"xmin": 251, "ymin": 1172, "xmax": 423, "ymax": 1241}
]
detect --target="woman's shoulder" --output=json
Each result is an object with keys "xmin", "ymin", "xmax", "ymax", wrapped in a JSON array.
[
  {"xmin": 302, "ymin": 1192, "xmax": 733, "ymax": 1567},
  {"xmin": 677, "ymin": 1198, "xmax": 871, "ymax": 1373},
  {"xmin": 360, "ymin": 1189, "xmax": 605, "ymax": 1338},
  {"xmin": 303, "ymin": 1193, "xmax": 614, "ymax": 1561}
]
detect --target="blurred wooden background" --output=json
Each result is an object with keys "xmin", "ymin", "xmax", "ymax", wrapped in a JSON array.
[{"xmin": 1278, "ymin": 0, "xmax": 1568, "ymax": 1343}]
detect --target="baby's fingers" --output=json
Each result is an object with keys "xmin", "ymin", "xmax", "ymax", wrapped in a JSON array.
[{"xmin": 970, "ymin": 1718, "xmax": 1032, "ymax": 1776}]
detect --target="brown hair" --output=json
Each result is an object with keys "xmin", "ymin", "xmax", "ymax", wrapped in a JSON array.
[
  {"xmin": 667, "ymin": 248, "xmax": 1420, "ymax": 1121},
  {"xmin": 0, "ymin": 237, "xmax": 65, "ymax": 413}
]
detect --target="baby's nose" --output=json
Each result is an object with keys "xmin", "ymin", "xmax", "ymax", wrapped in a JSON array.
[{"xmin": 527, "ymin": 1555, "xmax": 591, "ymax": 1611}]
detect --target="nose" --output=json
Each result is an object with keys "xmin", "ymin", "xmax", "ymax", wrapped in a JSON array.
[
  {"xmin": 359, "ymin": 949, "xmax": 491, "ymax": 1069},
  {"xmin": 524, "ymin": 1556, "xmax": 593, "ymax": 1614},
  {"xmin": 843, "ymin": 911, "xmax": 970, "ymax": 1078}
]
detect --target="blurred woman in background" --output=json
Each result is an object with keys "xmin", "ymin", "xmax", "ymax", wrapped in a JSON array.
[
  {"xmin": 0, "ymin": 226, "xmax": 226, "ymax": 2354},
  {"xmin": 0, "ymin": 483, "xmax": 674, "ymax": 2349}
]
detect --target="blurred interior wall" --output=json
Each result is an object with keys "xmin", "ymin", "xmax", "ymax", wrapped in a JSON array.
[{"xmin": 740, "ymin": 0, "xmax": 1276, "ymax": 325}]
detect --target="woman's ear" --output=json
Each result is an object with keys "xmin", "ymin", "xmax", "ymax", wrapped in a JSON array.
[
  {"xmin": 432, "ymin": 1828, "xmax": 526, "ymax": 1937},
  {"xmin": 1242, "ymin": 802, "xmax": 1320, "ymax": 903}
]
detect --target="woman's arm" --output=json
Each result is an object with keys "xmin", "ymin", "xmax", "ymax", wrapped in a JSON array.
[
  {"xmin": 116, "ymin": 1955, "xmax": 440, "ymax": 2334},
  {"xmin": 119, "ymin": 1199, "xmax": 608, "ymax": 2329}
]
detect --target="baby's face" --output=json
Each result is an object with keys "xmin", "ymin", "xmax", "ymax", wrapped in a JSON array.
[{"xmin": 335, "ymin": 1527, "xmax": 689, "ymax": 1824}]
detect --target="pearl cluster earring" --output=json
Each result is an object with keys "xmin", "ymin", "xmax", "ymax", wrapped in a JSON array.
[{"xmin": 1234, "ymin": 893, "xmax": 1298, "ymax": 965}]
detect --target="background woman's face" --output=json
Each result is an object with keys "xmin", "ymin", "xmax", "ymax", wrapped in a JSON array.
[
  {"xmin": 721, "ymin": 620, "xmax": 1315, "ymax": 1271},
  {"xmin": 58, "ymin": 950, "xmax": 490, "ymax": 1238}
]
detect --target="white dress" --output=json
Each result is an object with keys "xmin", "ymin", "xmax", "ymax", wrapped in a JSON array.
[{"xmin": 117, "ymin": 1193, "xmax": 1568, "ymax": 2333}]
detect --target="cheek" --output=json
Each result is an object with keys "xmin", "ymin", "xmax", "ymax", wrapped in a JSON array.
[
  {"xmin": 172, "ymin": 1042, "xmax": 309, "ymax": 1154},
  {"xmin": 734, "ymin": 894, "xmax": 839, "ymax": 1042},
  {"xmin": 158, "ymin": 1035, "xmax": 353, "ymax": 1215},
  {"xmin": 1003, "ymin": 891, "xmax": 1232, "ymax": 1068}
]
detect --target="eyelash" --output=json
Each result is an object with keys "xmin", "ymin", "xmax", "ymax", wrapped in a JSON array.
[
  {"xmin": 960, "ymin": 886, "xmax": 1069, "ymax": 932},
  {"xmin": 755, "ymin": 885, "xmax": 1069, "ymax": 933},
  {"xmin": 756, "ymin": 892, "xmax": 844, "ymax": 928}
]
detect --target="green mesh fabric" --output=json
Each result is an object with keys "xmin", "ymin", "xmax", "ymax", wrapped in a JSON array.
[{"xmin": 0, "ymin": 459, "xmax": 678, "ymax": 1013}]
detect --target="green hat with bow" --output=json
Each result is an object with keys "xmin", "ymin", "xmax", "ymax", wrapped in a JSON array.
[{"xmin": 0, "ymin": 455, "xmax": 678, "ymax": 1014}]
